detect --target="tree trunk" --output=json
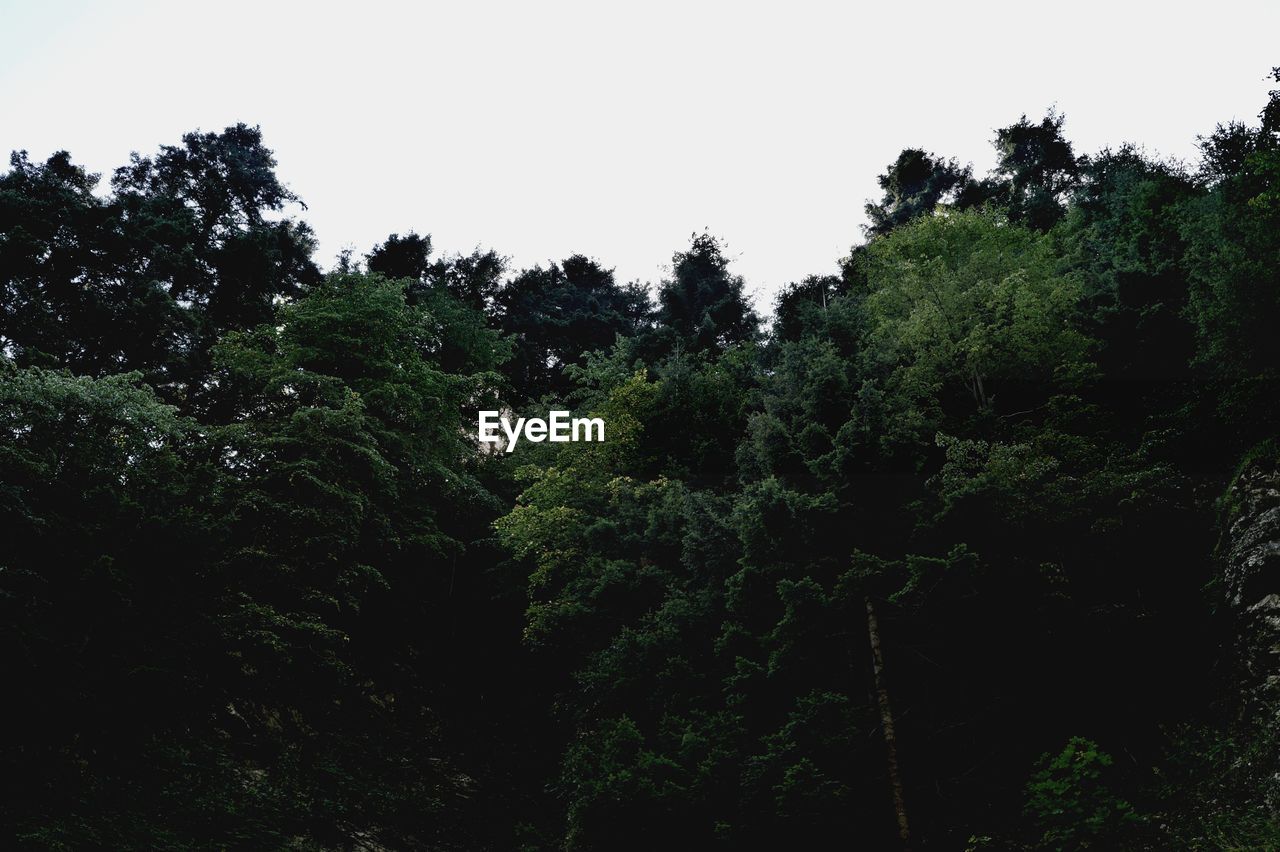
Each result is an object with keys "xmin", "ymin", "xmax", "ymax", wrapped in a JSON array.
[
  {"xmin": 969, "ymin": 365, "xmax": 989, "ymax": 410},
  {"xmin": 866, "ymin": 595, "xmax": 911, "ymax": 849}
]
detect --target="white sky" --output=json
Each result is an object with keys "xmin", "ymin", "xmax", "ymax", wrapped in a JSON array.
[{"xmin": 3, "ymin": 0, "xmax": 1278, "ymax": 309}]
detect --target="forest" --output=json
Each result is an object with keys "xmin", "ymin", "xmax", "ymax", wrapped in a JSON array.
[{"xmin": 2, "ymin": 68, "xmax": 1280, "ymax": 850}]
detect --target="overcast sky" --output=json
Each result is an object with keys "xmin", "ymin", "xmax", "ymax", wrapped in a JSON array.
[{"xmin": 3, "ymin": 0, "xmax": 1278, "ymax": 308}]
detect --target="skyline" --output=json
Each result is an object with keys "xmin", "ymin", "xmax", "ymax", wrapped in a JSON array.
[{"xmin": 4, "ymin": 0, "xmax": 1279, "ymax": 308}]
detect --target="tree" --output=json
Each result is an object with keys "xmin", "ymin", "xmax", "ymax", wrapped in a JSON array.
[
  {"xmin": 109, "ymin": 123, "xmax": 320, "ymax": 398},
  {"xmin": 0, "ymin": 151, "xmax": 188, "ymax": 377},
  {"xmin": 366, "ymin": 230, "xmax": 433, "ymax": 281},
  {"xmin": 772, "ymin": 274, "xmax": 845, "ymax": 343},
  {"xmin": 0, "ymin": 364, "xmax": 239, "ymax": 845},
  {"xmin": 641, "ymin": 233, "xmax": 759, "ymax": 360},
  {"xmin": 206, "ymin": 270, "xmax": 510, "ymax": 847},
  {"xmin": 426, "ymin": 247, "xmax": 507, "ymax": 312},
  {"xmin": 7, "ymin": 69, "xmax": 1280, "ymax": 850},
  {"xmin": 495, "ymin": 255, "xmax": 651, "ymax": 401},
  {"xmin": 857, "ymin": 209, "xmax": 1092, "ymax": 439},
  {"xmin": 0, "ymin": 125, "xmax": 319, "ymax": 405},
  {"xmin": 1178, "ymin": 67, "xmax": 1280, "ymax": 447},
  {"xmin": 864, "ymin": 148, "xmax": 978, "ymax": 237},
  {"xmin": 983, "ymin": 110, "xmax": 1081, "ymax": 230}
]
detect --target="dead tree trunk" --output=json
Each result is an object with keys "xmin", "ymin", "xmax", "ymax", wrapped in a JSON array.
[{"xmin": 866, "ymin": 595, "xmax": 911, "ymax": 849}]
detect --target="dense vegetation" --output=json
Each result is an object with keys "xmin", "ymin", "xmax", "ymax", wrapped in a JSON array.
[{"xmin": 3, "ymin": 69, "xmax": 1280, "ymax": 849}]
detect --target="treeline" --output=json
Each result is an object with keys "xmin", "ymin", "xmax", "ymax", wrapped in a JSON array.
[{"xmin": 2, "ymin": 69, "xmax": 1279, "ymax": 849}]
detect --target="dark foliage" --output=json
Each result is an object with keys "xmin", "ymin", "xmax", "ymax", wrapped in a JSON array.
[{"xmin": 3, "ymin": 71, "xmax": 1279, "ymax": 850}]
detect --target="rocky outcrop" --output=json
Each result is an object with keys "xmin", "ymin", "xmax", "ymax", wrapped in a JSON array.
[{"xmin": 1223, "ymin": 460, "xmax": 1280, "ymax": 698}]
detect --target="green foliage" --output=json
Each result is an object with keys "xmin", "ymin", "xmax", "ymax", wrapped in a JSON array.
[
  {"xmin": 1177, "ymin": 69, "xmax": 1280, "ymax": 446},
  {"xmin": 0, "ymin": 270, "xmax": 507, "ymax": 847},
  {"xmin": 366, "ymin": 230, "xmax": 433, "ymax": 281},
  {"xmin": 865, "ymin": 148, "xmax": 978, "ymax": 236},
  {"xmin": 771, "ymin": 273, "xmax": 846, "ymax": 342},
  {"xmin": 0, "ymin": 125, "xmax": 319, "ymax": 406},
  {"xmin": 1156, "ymin": 724, "xmax": 1280, "ymax": 851},
  {"xmin": 1024, "ymin": 738, "xmax": 1145, "ymax": 849},
  {"xmin": 6, "ymin": 69, "xmax": 1280, "ymax": 849},
  {"xmin": 495, "ymin": 254, "xmax": 651, "ymax": 401},
  {"xmin": 859, "ymin": 209, "xmax": 1092, "ymax": 437},
  {"xmin": 986, "ymin": 111, "xmax": 1081, "ymax": 230},
  {"xmin": 496, "ymin": 371, "xmax": 662, "ymax": 648},
  {"xmin": 641, "ymin": 233, "xmax": 759, "ymax": 360},
  {"xmin": 0, "ymin": 367, "xmax": 227, "ymax": 845}
]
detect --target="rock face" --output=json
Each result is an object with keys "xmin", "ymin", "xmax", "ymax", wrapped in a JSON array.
[{"xmin": 1223, "ymin": 460, "xmax": 1280, "ymax": 697}]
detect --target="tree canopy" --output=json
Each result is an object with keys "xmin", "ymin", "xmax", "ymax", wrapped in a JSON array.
[{"xmin": 3, "ymin": 73, "xmax": 1280, "ymax": 850}]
